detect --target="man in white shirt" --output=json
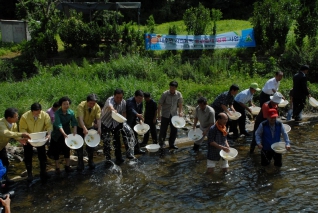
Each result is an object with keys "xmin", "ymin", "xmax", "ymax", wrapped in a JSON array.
[
  {"xmin": 259, "ymin": 71, "xmax": 283, "ymax": 106},
  {"xmin": 232, "ymin": 83, "xmax": 260, "ymax": 138}
]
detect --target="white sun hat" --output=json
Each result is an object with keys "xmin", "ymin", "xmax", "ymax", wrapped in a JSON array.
[{"xmin": 270, "ymin": 92, "xmax": 283, "ymax": 104}]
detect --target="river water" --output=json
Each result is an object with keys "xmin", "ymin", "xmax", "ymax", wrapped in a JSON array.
[{"xmin": 8, "ymin": 120, "xmax": 318, "ymax": 212}]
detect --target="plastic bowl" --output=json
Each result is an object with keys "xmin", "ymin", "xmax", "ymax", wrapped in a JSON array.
[
  {"xmin": 65, "ymin": 134, "xmax": 84, "ymax": 149},
  {"xmin": 249, "ymin": 106, "xmax": 261, "ymax": 115},
  {"xmin": 28, "ymin": 138, "xmax": 48, "ymax": 147},
  {"xmin": 111, "ymin": 111, "xmax": 127, "ymax": 123},
  {"xmin": 84, "ymin": 129, "xmax": 101, "ymax": 147},
  {"xmin": 29, "ymin": 131, "xmax": 47, "ymax": 140},
  {"xmin": 220, "ymin": 147, "xmax": 238, "ymax": 161},
  {"xmin": 227, "ymin": 112, "xmax": 241, "ymax": 120},
  {"xmin": 134, "ymin": 123, "xmax": 150, "ymax": 135},
  {"xmin": 271, "ymin": 142, "xmax": 287, "ymax": 154},
  {"xmin": 278, "ymin": 100, "xmax": 289, "ymax": 108},
  {"xmin": 171, "ymin": 116, "xmax": 186, "ymax": 128},
  {"xmin": 283, "ymin": 124, "xmax": 291, "ymax": 133},
  {"xmin": 188, "ymin": 129, "xmax": 203, "ymax": 141},
  {"xmin": 309, "ymin": 97, "xmax": 318, "ymax": 107},
  {"xmin": 145, "ymin": 144, "xmax": 160, "ymax": 152}
]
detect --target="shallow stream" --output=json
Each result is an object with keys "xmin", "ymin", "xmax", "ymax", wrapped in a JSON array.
[{"xmin": 7, "ymin": 121, "xmax": 318, "ymax": 212}]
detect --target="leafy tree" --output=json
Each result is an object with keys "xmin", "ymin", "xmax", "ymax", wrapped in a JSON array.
[
  {"xmin": 295, "ymin": 0, "xmax": 318, "ymax": 47},
  {"xmin": 251, "ymin": 0, "xmax": 299, "ymax": 55},
  {"xmin": 211, "ymin": 9, "xmax": 222, "ymax": 35},
  {"xmin": 146, "ymin": 15, "xmax": 156, "ymax": 33},
  {"xmin": 16, "ymin": 0, "xmax": 60, "ymax": 60},
  {"xmin": 183, "ymin": 3, "xmax": 211, "ymax": 35}
]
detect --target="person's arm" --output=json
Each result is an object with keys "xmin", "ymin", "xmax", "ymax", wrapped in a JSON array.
[
  {"xmin": 210, "ymin": 141, "xmax": 230, "ymax": 153},
  {"xmin": 178, "ymin": 101, "xmax": 183, "ymax": 117},
  {"xmin": 221, "ymin": 104, "xmax": 232, "ymax": 115},
  {"xmin": 238, "ymin": 101, "xmax": 252, "ymax": 113},
  {"xmin": 229, "ymin": 104, "xmax": 236, "ymax": 112},
  {"xmin": 153, "ymin": 109, "xmax": 157, "ymax": 124},
  {"xmin": 281, "ymin": 124, "xmax": 291, "ymax": 150},
  {"xmin": 70, "ymin": 113, "xmax": 78, "ymax": 135},
  {"xmin": 193, "ymin": 117, "xmax": 198, "ymax": 130},
  {"xmin": 77, "ymin": 104, "xmax": 88, "ymax": 135},
  {"xmin": 0, "ymin": 194, "xmax": 11, "ymax": 213},
  {"xmin": 255, "ymin": 123, "xmax": 264, "ymax": 149},
  {"xmin": 157, "ymin": 104, "xmax": 162, "ymax": 121},
  {"xmin": 44, "ymin": 113, "xmax": 53, "ymax": 140}
]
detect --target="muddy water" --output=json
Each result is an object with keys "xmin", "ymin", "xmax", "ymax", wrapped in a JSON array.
[{"xmin": 7, "ymin": 121, "xmax": 318, "ymax": 212}]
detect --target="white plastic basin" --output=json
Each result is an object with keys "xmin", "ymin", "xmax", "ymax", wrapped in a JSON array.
[
  {"xmin": 134, "ymin": 123, "xmax": 150, "ymax": 135},
  {"xmin": 111, "ymin": 111, "xmax": 127, "ymax": 123},
  {"xmin": 29, "ymin": 131, "xmax": 47, "ymax": 140},
  {"xmin": 84, "ymin": 129, "xmax": 101, "ymax": 147},
  {"xmin": 309, "ymin": 97, "xmax": 318, "ymax": 107},
  {"xmin": 28, "ymin": 138, "xmax": 48, "ymax": 147},
  {"xmin": 271, "ymin": 142, "xmax": 287, "ymax": 154},
  {"xmin": 283, "ymin": 124, "xmax": 291, "ymax": 133},
  {"xmin": 171, "ymin": 116, "xmax": 186, "ymax": 128},
  {"xmin": 249, "ymin": 106, "xmax": 261, "ymax": 115},
  {"xmin": 145, "ymin": 144, "xmax": 160, "ymax": 152},
  {"xmin": 65, "ymin": 134, "xmax": 84, "ymax": 149},
  {"xmin": 227, "ymin": 112, "xmax": 241, "ymax": 120},
  {"xmin": 278, "ymin": 100, "xmax": 289, "ymax": 108},
  {"xmin": 188, "ymin": 129, "xmax": 203, "ymax": 141},
  {"xmin": 220, "ymin": 147, "xmax": 238, "ymax": 161}
]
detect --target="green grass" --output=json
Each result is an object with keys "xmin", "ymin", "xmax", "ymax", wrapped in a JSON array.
[{"xmin": 1, "ymin": 54, "xmax": 317, "ymax": 116}]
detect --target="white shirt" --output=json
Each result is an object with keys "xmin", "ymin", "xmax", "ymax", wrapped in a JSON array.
[{"xmin": 262, "ymin": 77, "xmax": 280, "ymax": 95}]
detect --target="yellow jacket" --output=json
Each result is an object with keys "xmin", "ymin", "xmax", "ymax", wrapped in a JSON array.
[
  {"xmin": 77, "ymin": 101, "xmax": 101, "ymax": 128},
  {"xmin": 19, "ymin": 110, "xmax": 53, "ymax": 133},
  {"xmin": 0, "ymin": 118, "xmax": 23, "ymax": 150}
]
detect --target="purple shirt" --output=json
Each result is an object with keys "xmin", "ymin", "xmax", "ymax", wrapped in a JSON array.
[{"xmin": 46, "ymin": 108, "xmax": 55, "ymax": 123}]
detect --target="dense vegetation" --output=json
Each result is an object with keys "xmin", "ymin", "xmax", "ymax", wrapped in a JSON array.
[{"xmin": 1, "ymin": 1, "xmax": 318, "ymax": 115}]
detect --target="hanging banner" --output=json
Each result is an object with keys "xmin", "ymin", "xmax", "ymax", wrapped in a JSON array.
[{"xmin": 145, "ymin": 28, "xmax": 256, "ymax": 50}]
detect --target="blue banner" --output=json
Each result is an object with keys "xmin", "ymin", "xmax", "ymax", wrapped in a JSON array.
[{"xmin": 145, "ymin": 28, "xmax": 256, "ymax": 50}]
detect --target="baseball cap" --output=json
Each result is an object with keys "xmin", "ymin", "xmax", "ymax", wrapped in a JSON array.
[
  {"xmin": 268, "ymin": 108, "xmax": 278, "ymax": 118},
  {"xmin": 250, "ymin": 83, "xmax": 261, "ymax": 91},
  {"xmin": 300, "ymin": 65, "xmax": 309, "ymax": 71}
]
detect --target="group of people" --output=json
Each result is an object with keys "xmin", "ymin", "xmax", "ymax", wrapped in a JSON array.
[
  {"xmin": 0, "ymin": 65, "xmax": 311, "ymax": 184},
  {"xmin": 198, "ymin": 65, "xmax": 311, "ymax": 174}
]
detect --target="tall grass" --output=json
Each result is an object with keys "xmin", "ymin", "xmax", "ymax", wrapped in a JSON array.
[{"xmin": 1, "ymin": 54, "xmax": 315, "ymax": 116}]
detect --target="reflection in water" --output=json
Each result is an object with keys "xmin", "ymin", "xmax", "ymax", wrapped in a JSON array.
[{"xmin": 8, "ymin": 122, "xmax": 318, "ymax": 212}]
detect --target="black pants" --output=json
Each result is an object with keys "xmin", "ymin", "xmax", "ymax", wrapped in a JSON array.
[
  {"xmin": 49, "ymin": 135, "xmax": 71, "ymax": 160},
  {"xmin": 261, "ymin": 149, "xmax": 282, "ymax": 167},
  {"xmin": 293, "ymin": 97, "xmax": 306, "ymax": 120},
  {"xmin": 142, "ymin": 119, "xmax": 158, "ymax": 144},
  {"xmin": 259, "ymin": 91, "xmax": 271, "ymax": 107},
  {"xmin": 233, "ymin": 101, "xmax": 247, "ymax": 135},
  {"xmin": 76, "ymin": 126, "xmax": 95, "ymax": 157},
  {"xmin": 23, "ymin": 143, "xmax": 47, "ymax": 165},
  {"xmin": 0, "ymin": 148, "xmax": 9, "ymax": 168},
  {"xmin": 158, "ymin": 115, "xmax": 177, "ymax": 147},
  {"xmin": 101, "ymin": 123, "xmax": 123, "ymax": 160}
]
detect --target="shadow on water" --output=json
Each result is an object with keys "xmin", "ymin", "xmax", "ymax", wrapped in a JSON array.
[{"xmin": 7, "ymin": 121, "xmax": 318, "ymax": 212}]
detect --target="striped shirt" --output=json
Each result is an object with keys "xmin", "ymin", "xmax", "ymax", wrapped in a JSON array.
[{"xmin": 101, "ymin": 96, "xmax": 126, "ymax": 128}]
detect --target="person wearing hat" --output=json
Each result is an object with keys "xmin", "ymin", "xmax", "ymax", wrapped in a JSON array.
[
  {"xmin": 76, "ymin": 94, "xmax": 101, "ymax": 171},
  {"xmin": 255, "ymin": 108, "xmax": 291, "ymax": 170},
  {"xmin": 157, "ymin": 81, "xmax": 183, "ymax": 152},
  {"xmin": 232, "ymin": 83, "xmax": 260, "ymax": 138},
  {"xmin": 250, "ymin": 92, "xmax": 283, "ymax": 154},
  {"xmin": 293, "ymin": 65, "xmax": 311, "ymax": 121},
  {"xmin": 259, "ymin": 71, "xmax": 284, "ymax": 107}
]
